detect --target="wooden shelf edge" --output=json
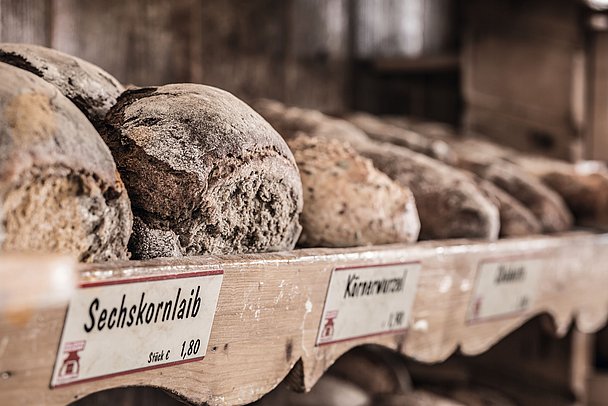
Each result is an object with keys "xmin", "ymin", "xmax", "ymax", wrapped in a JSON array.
[{"xmin": 1, "ymin": 232, "xmax": 607, "ymax": 405}]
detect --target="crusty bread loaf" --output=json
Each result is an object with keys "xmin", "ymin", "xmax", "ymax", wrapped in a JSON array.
[
  {"xmin": 288, "ymin": 135, "xmax": 420, "ymax": 247},
  {"xmin": 458, "ymin": 157, "xmax": 572, "ymax": 233},
  {"xmin": 349, "ymin": 115, "xmax": 541, "ymax": 237},
  {"xmin": 0, "ymin": 62, "xmax": 132, "ymax": 262},
  {"xmin": 0, "ymin": 43, "xmax": 125, "ymax": 131},
  {"xmin": 475, "ymin": 180, "xmax": 542, "ymax": 237},
  {"xmin": 510, "ymin": 157, "xmax": 608, "ymax": 227},
  {"xmin": 345, "ymin": 112, "xmax": 458, "ymax": 165},
  {"xmin": 385, "ymin": 120, "xmax": 573, "ymax": 233},
  {"xmin": 254, "ymin": 100, "xmax": 500, "ymax": 240},
  {"xmin": 354, "ymin": 142, "xmax": 500, "ymax": 240},
  {"xmin": 103, "ymin": 85, "xmax": 303, "ymax": 259}
]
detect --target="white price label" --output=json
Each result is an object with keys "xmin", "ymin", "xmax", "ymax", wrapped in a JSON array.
[
  {"xmin": 51, "ymin": 270, "xmax": 223, "ymax": 387},
  {"xmin": 316, "ymin": 262, "xmax": 420, "ymax": 345},
  {"xmin": 466, "ymin": 257, "xmax": 543, "ymax": 322}
]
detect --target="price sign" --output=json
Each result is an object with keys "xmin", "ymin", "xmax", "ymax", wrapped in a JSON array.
[
  {"xmin": 316, "ymin": 262, "xmax": 420, "ymax": 345},
  {"xmin": 50, "ymin": 270, "xmax": 223, "ymax": 387},
  {"xmin": 466, "ymin": 257, "xmax": 543, "ymax": 322}
]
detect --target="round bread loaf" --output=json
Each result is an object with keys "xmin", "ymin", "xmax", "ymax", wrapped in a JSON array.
[
  {"xmin": 0, "ymin": 62, "xmax": 132, "ymax": 262},
  {"xmin": 102, "ymin": 85, "xmax": 303, "ymax": 259},
  {"xmin": 288, "ymin": 135, "xmax": 420, "ymax": 247},
  {"xmin": 0, "ymin": 43, "xmax": 125, "ymax": 131}
]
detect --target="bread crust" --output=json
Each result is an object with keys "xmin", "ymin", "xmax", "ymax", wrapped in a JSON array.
[
  {"xmin": 289, "ymin": 135, "xmax": 420, "ymax": 247},
  {"xmin": 0, "ymin": 43, "xmax": 125, "ymax": 131},
  {"xmin": 0, "ymin": 63, "xmax": 132, "ymax": 262},
  {"xmin": 103, "ymin": 85, "xmax": 303, "ymax": 259}
]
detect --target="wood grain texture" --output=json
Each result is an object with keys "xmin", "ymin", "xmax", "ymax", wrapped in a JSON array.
[
  {"xmin": 0, "ymin": 0, "xmax": 51, "ymax": 45},
  {"xmin": 586, "ymin": 30, "xmax": 608, "ymax": 161},
  {"xmin": 1, "ymin": 233, "xmax": 608, "ymax": 405},
  {"xmin": 51, "ymin": 0, "xmax": 202, "ymax": 86},
  {"xmin": 462, "ymin": 0, "xmax": 583, "ymax": 159},
  {"xmin": 198, "ymin": 0, "xmax": 287, "ymax": 102}
]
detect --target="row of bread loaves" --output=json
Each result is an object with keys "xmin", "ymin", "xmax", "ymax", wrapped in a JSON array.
[{"xmin": 0, "ymin": 44, "xmax": 304, "ymax": 261}]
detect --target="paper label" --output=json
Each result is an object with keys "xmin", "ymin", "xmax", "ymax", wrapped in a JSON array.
[
  {"xmin": 316, "ymin": 262, "xmax": 420, "ymax": 345},
  {"xmin": 50, "ymin": 270, "xmax": 223, "ymax": 387},
  {"xmin": 466, "ymin": 257, "xmax": 543, "ymax": 322}
]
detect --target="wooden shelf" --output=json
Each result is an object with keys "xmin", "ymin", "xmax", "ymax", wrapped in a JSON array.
[{"xmin": 1, "ymin": 232, "xmax": 608, "ymax": 405}]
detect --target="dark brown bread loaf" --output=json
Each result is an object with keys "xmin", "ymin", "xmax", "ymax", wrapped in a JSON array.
[
  {"xmin": 103, "ymin": 85, "xmax": 303, "ymax": 259},
  {"xmin": 0, "ymin": 43, "xmax": 125, "ymax": 131},
  {"xmin": 345, "ymin": 112, "xmax": 458, "ymax": 165},
  {"xmin": 510, "ymin": 157, "xmax": 608, "ymax": 226},
  {"xmin": 288, "ymin": 135, "xmax": 420, "ymax": 247},
  {"xmin": 385, "ymin": 119, "xmax": 573, "ymax": 233},
  {"xmin": 475, "ymin": 180, "xmax": 542, "ymax": 237},
  {"xmin": 254, "ymin": 100, "xmax": 499, "ymax": 240},
  {"xmin": 0, "ymin": 63, "xmax": 132, "ymax": 262}
]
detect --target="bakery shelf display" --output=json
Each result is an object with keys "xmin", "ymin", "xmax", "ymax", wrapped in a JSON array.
[{"xmin": 1, "ymin": 232, "xmax": 607, "ymax": 405}]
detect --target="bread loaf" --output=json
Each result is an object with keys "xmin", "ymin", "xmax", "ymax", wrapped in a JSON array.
[
  {"xmin": 345, "ymin": 112, "xmax": 457, "ymax": 164},
  {"xmin": 103, "ymin": 85, "xmax": 303, "ymax": 259},
  {"xmin": 508, "ymin": 157, "xmax": 608, "ymax": 227},
  {"xmin": 0, "ymin": 43, "xmax": 125, "ymax": 131},
  {"xmin": 475, "ymin": 180, "xmax": 542, "ymax": 237},
  {"xmin": 254, "ymin": 100, "xmax": 499, "ymax": 240},
  {"xmin": 353, "ymin": 142, "xmax": 500, "ymax": 240},
  {"xmin": 288, "ymin": 135, "xmax": 420, "ymax": 247},
  {"xmin": 0, "ymin": 63, "xmax": 132, "ymax": 262},
  {"xmin": 386, "ymin": 120, "xmax": 573, "ymax": 233}
]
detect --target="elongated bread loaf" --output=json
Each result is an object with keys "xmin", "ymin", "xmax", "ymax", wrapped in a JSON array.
[
  {"xmin": 510, "ymin": 157, "xmax": 608, "ymax": 227},
  {"xmin": 0, "ymin": 43, "xmax": 125, "ymax": 131},
  {"xmin": 103, "ymin": 85, "xmax": 303, "ymax": 259},
  {"xmin": 0, "ymin": 63, "xmax": 132, "ymax": 262},
  {"xmin": 387, "ymin": 119, "xmax": 573, "ymax": 233},
  {"xmin": 254, "ymin": 100, "xmax": 500, "ymax": 240},
  {"xmin": 289, "ymin": 135, "xmax": 420, "ymax": 247},
  {"xmin": 346, "ymin": 112, "xmax": 457, "ymax": 164},
  {"xmin": 475, "ymin": 180, "xmax": 542, "ymax": 237}
]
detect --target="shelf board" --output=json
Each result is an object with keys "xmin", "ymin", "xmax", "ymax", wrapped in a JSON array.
[{"xmin": 1, "ymin": 232, "xmax": 607, "ymax": 405}]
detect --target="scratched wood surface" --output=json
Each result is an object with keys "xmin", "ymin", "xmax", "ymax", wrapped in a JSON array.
[{"xmin": 1, "ymin": 232, "xmax": 607, "ymax": 405}]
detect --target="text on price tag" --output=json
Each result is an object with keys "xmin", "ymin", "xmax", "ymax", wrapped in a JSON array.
[
  {"xmin": 50, "ymin": 270, "xmax": 223, "ymax": 387},
  {"xmin": 466, "ymin": 257, "xmax": 543, "ymax": 322},
  {"xmin": 316, "ymin": 262, "xmax": 420, "ymax": 345}
]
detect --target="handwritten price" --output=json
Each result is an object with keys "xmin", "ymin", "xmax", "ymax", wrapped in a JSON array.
[
  {"xmin": 388, "ymin": 311, "xmax": 404, "ymax": 328},
  {"xmin": 180, "ymin": 339, "xmax": 201, "ymax": 360}
]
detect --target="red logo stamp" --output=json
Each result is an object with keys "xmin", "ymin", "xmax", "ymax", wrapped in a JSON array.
[
  {"xmin": 57, "ymin": 340, "xmax": 86, "ymax": 382},
  {"xmin": 320, "ymin": 310, "xmax": 338, "ymax": 341}
]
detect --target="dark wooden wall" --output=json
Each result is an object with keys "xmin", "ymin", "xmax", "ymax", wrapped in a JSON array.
[
  {"xmin": 0, "ymin": 0, "xmax": 350, "ymax": 112},
  {"xmin": 462, "ymin": 0, "xmax": 585, "ymax": 159}
]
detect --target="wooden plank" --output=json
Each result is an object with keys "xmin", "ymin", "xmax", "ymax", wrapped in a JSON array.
[
  {"xmin": 462, "ymin": 0, "xmax": 583, "ymax": 159},
  {"xmin": 586, "ymin": 29, "xmax": 608, "ymax": 160},
  {"xmin": 51, "ymin": 0, "xmax": 202, "ymax": 86},
  {"xmin": 463, "ymin": 103, "xmax": 575, "ymax": 157},
  {"xmin": 197, "ymin": 0, "xmax": 288, "ymax": 103},
  {"xmin": 284, "ymin": 0, "xmax": 349, "ymax": 112},
  {"xmin": 1, "ymin": 233, "xmax": 608, "ymax": 405},
  {"xmin": 0, "ymin": 0, "xmax": 51, "ymax": 45}
]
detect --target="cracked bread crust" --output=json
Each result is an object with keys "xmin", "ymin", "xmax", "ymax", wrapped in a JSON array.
[
  {"xmin": 103, "ymin": 84, "xmax": 303, "ymax": 259},
  {"xmin": 0, "ymin": 43, "xmax": 125, "ymax": 131},
  {"xmin": 0, "ymin": 63, "xmax": 132, "ymax": 262},
  {"xmin": 289, "ymin": 135, "xmax": 420, "ymax": 247}
]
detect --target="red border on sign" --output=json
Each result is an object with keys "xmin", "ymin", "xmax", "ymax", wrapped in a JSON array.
[
  {"xmin": 465, "ymin": 253, "xmax": 546, "ymax": 325},
  {"xmin": 52, "ymin": 356, "xmax": 206, "ymax": 388},
  {"xmin": 80, "ymin": 269, "xmax": 224, "ymax": 288},
  {"xmin": 315, "ymin": 261, "xmax": 420, "ymax": 347},
  {"xmin": 50, "ymin": 269, "xmax": 224, "ymax": 389}
]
